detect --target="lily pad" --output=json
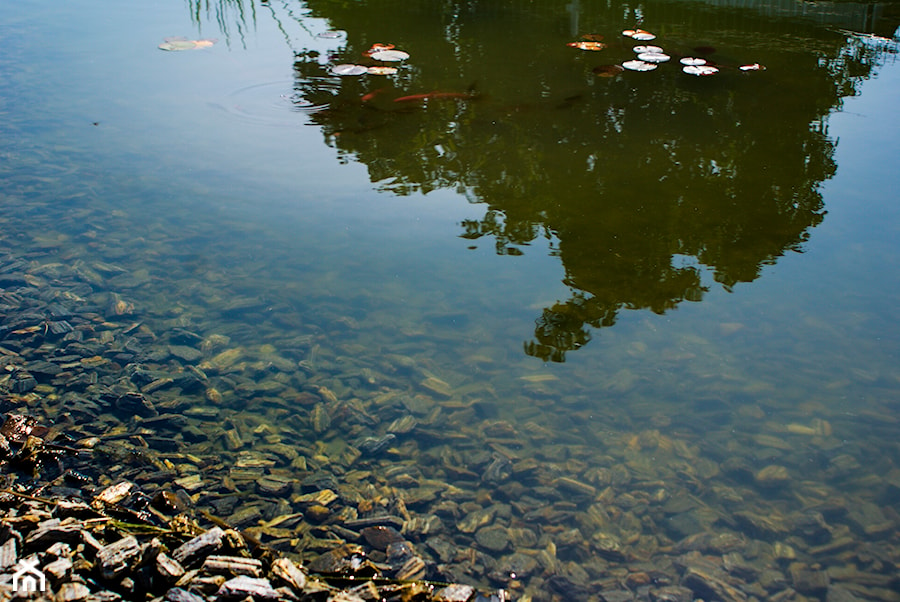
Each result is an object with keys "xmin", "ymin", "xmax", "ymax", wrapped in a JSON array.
[
  {"xmin": 567, "ymin": 41, "xmax": 606, "ymax": 51},
  {"xmin": 637, "ymin": 52, "xmax": 670, "ymax": 63},
  {"xmin": 158, "ymin": 37, "xmax": 217, "ymax": 51},
  {"xmin": 367, "ymin": 66, "xmax": 398, "ymax": 75},
  {"xmin": 369, "ymin": 49, "xmax": 409, "ymax": 61},
  {"xmin": 683, "ymin": 64, "xmax": 719, "ymax": 76},
  {"xmin": 331, "ymin": 64, "xmax": 368, "ymax": 76},
  {"xmin": 623, "ymin": 29, "xmax": 657, "ymax": 41},
  {"xmin": 740, "ymin": 63, "xmax": 766, "ymax": 71},
  {"xmin": 680, "ymin": 57, "xmax": 707, "ymax": 66},
  {"xmin": 622, "ymin": 60, "xmax": 657, "ymax": 71},
  {"xmin": 633, "ymin": 45, "xmax": 663, "ymax": 54}
]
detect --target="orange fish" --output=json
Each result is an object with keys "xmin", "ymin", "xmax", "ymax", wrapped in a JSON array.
[
  {"xmin": 393, "ymin": 91, "xmax": 475, "ymax": 103},
  {"xmin": 361, "ymin": 88, "xmax": 385, "ymax": 102}
]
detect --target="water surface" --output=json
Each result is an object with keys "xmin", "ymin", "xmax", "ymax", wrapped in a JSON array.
[{"xmin": 2, "ymin": 0, "xmax": 900, "ymax": 599}]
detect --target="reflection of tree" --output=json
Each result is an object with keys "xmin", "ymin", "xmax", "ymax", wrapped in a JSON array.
[
  {"xmin": 188, "ymin": 0, "xmax": 257, "ymax": 48},
  {"xmin": 280, "ymin": 0, "xmax": 893, "ymax": 360}
]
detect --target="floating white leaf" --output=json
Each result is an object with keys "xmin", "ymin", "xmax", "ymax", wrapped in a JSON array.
[
  {"xmin": 369, "ymin": 49, "xmax": 410, "ymax": 61},
  {"xmin": 331, "ymin": 64, "xmax": 368, "ymax": 76},
  {"xmin": 683, "ymin": 65, "xmax": 719, "ymax": 76},
  {"xmin": 637, "ymin": 52, "xmax": 670, "ymax": 63},
  {"xmin": 622, "ymin": 60, "xmax": 657, "ymax": 71}
]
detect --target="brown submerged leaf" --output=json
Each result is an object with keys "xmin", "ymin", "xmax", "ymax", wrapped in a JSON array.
[{"xmin": 592, "ymin": 64, "xmax": 625, "ymax": 77}]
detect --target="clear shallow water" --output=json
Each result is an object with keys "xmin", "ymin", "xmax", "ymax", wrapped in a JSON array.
[{"xmin": 3, "ymin": 0, "xmax": 900, "ymax": 598}]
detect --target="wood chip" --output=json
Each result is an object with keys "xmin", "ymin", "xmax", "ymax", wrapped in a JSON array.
[
  {"xmin": 0, "ymin": 538, "xmax": 16, "ymax": 570},
  {"xmin": 156, "ymin": 552, "xmax": 186, "ymax": 580},
  {"xmin": 172, "ymin": 527, "xmax": 225, "ymax": 568},
  {"xmin": 202, "ymin": 555, "xmax": 263, "ymax": 577},
  {"xmin": 216, "ymin": 576, "xmax": 279, "ymax": 601},
  {"xmin": 270, "ymin": 558, "xmax": 307, "ymax": 592},
  {"xmin": 97, "ymin": 535, "xmax": 141, "ymax": 580}
]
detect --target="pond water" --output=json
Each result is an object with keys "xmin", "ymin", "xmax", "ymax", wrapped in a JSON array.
[{"xmin": 3, "ymin": 0, "xmax": 900, "ymax": 599}]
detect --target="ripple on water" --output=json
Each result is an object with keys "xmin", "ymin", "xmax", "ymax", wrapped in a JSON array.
[{"xmin": 214, "ymin": 80, "xmax": 331, "ymax": 127}]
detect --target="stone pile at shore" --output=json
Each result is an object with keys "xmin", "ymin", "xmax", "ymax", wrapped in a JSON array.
[{"xmin": 0, "ymin": 475, "xmax": 493, "ymax": 602}]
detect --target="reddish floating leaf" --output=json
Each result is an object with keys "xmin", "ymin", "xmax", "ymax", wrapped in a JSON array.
[
  {"xmin": 623, "ymin": 29, "xmax": 657, "ymax": 41},
  {"xmin": 568, "ymin": 41, "xmax": 607, "ymax": 51},
  {"xmin": 363, "ymin": 43, "xmax": 395, "ymax": 57}
]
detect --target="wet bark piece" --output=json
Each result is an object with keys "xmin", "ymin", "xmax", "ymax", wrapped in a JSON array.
[
  {"xmin": 201, "ymin": 555, "xmax": 263, "ymax": 577},
  {"xmin": 164, "ymin": 587, "xmax": 205, "ymax": 602},
  {"xmin": 0, "ymin": 538, "xmax": 17, "ymax": 570},
  {"xmin": 172, "ymin": 527, "xmax": 225, "ymax": 568},
  {"xmin": 24, "ymin": 518, "xmax": 83, "ymax": 549},
  {"xmin": 94, "ymin": 481, "xmax": 134, "ymax": 506},
  {"xmin": 216, "ymin": 576, "xmax": 279, "ymax": 601},
  {"xmin": 56, "ymin": 582, "xmax": 91, "ymax": 602},
  {"xmin": 270, "ymin": 558, "xmax": 307, "ymax": 592},
  {"xmin": 97, "ymin": 535, "xmax": 141, "ymax": 580},
  {"xmin": 156, "ymin": 552, "xmax": 186, "ymax": 580},
  {"xmin": 44, "ymin": 556, "xmax": 73, "ymax": 581}
]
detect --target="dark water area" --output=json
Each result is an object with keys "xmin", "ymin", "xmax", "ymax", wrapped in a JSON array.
[{"xmin": 2, "ymin": 0, "xmax": 900, "ymax": 599}]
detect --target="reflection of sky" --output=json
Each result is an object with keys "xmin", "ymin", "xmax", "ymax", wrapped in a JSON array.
[{"xmin": 608, "ymin": 56, "xmax": 900, "ymax": 387}]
